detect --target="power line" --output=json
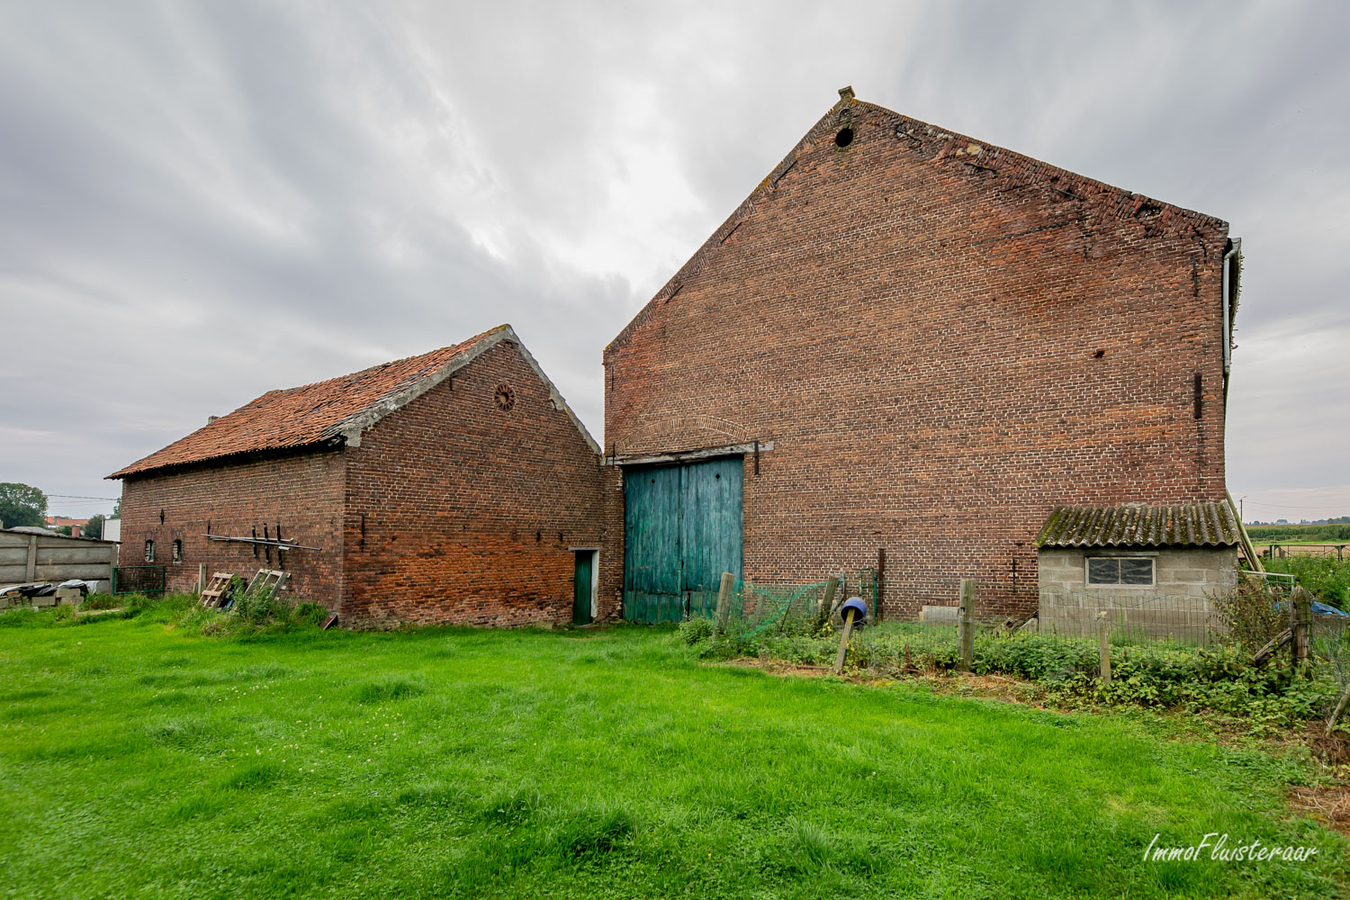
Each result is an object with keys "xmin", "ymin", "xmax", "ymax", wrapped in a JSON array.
[
  {"xmin": 1243, "ymin": 500, "xmax": 1349, "ymax": 511},
  {"xmin": 44, "ymin": 494, "xmax": 119, "ymax": 501}
]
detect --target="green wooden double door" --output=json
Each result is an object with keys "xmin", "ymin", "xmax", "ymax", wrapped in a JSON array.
[{"xmin": 623, "ymin": 457, "xmax": 743, "ymax": 623}]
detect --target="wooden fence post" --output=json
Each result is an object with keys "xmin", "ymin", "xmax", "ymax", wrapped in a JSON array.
[
  {"xmin": 713, "ymin": 571, "xmax": 735, "ymax": 639},
  {"xmin": 832, "ymin": 606, "xmax": 858, "ymax": 675},
  {"xmin": 198, "ymin": 563, "xmax": 208, "ymax": 595},
  {"xmin": 1291, "ymin": 586, "xmax": 1313, "ymax": 670},
  {"xmin": 25, "ymin": 534, "xmax": 37, "ymax": 582},
  {"xmin": 958, "ymin": 579, "xmax": 976, "ymax": 672},
  {"xmin": 875, "ymin": 548, "xmax": 885, "ymax": 622},
  {"xmin": 1098, "ymin": 611, "xmax": 1112, "ymax": 685},
  {"xmin": 812, "ymin": 576, "xmax": 840, "ymax": 634}
]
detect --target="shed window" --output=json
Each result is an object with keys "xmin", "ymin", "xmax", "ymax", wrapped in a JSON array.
[
  {"xmin": 172, "ymin": 540, "xmax": 183, "ymax": 563},
  {"xmin": 1086, "ymin": 557, "xmax": 1154, "ymax": 586},
  {"xmin": 144, "ymin": 540, "xmax": 156, "ymax": 563}
]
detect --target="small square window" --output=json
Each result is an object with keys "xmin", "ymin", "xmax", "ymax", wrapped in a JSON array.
[
  {"xmin": 1086, "ymin": 558, "xmax": 1118, "ymax": 584},
  {"xmin": 144, "ymin": 540, "xmax": 155, "ymax": 563},
  {"xmin": 1119, "ymin": 558, "xmax": 1153, "ymax": 585},
  {"xmin": 1086, "ymin": 556, "xmax": 1154, "ymax": 586}
]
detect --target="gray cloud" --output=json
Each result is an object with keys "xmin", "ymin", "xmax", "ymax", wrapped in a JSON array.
[{"xmin": 0, "ymin": 1, "xmax": 1344, "ymax": 522}]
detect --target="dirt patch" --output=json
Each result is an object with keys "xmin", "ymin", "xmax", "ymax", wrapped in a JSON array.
[
  {"xmin": 1288, "ymin": 783, "xmax": 1350, "ymax": 835},
  {"xmin": 718, "ymin": 658, "xmax": 1044, "ymax": 704}
]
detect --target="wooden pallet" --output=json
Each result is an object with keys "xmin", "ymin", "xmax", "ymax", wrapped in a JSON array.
[
  {"xmin": 246, "ymin": 569, "xmax": 289, "ymax": 601},
  {"xmin": 199, "ymin": 573, "xmax": 235, "ymax": 608}
]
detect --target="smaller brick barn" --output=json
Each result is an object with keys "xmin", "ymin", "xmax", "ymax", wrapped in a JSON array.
[{"xmin": 108, "ymin": 325, "xmax": 612, "ymax": 628}]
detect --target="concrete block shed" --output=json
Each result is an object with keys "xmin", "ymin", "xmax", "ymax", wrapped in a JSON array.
[
  {"xmin": 1036, "ymin": 502, "xmax": 1241, "ymax": 641},
  {"xmin": 601, "ymin": 88, "xmax": 1240, "ymax": 621},
  {"xmin": 108, "ymin": 325, "xmax": 614, "ymax": 628}
]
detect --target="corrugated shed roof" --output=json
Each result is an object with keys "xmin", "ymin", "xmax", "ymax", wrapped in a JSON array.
[
  {"xmin": 1037, "ymin": 502, "xmax": 1241, "ymax": 549},
  {"xmin": 109, "ymin": 326, "xmax": 510, "ymax": 479}
]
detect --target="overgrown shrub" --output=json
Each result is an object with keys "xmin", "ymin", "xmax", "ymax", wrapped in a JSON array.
[
  {"xmin": 187, "ymin": 585, "xmax": 330, "ymax": 639},
  {"xmin": 1264, "ymin": 555, "xmax": 1350, "ymax": 609},
  {"xmin": 79, "ymin": 592, "xmax": 119, "ymax": 611},
  {"xmin": 678, "ymin": 617, "xmax": 713, "ymax": 645},
  {"xmin": 1209, "ymin": 577, "xmax": 1288, "ymax": 653},
  {"xmin": 680, "ymin": 615, "xmax": 1341, "ymax": 725}
]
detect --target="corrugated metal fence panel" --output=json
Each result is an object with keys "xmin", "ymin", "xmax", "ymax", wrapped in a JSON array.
[{"xmin": 680, "ymin": 457, "xmax": 743, "ymax": 618}]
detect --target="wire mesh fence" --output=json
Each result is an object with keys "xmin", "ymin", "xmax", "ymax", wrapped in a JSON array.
[
  {"xmin": 687, "ymin": 569, "xmax": 1350, "ymax": 730},
  {"xmin": 706, "ymin": 568, "xmax": 1348, "ymax": 662},
  {"xmin": 725, "ymin": 569, "xmax": 878, "ymax": 638}
]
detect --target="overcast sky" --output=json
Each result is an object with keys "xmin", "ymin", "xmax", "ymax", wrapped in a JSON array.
[{"xmin": 1, "ymin": 1, "xmax": 1346, "ymax": 524}]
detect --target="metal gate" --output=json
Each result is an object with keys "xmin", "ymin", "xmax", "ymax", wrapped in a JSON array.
[{"xmin": 623, "ymin": 457, "xmax": 743, "ymax": 623}]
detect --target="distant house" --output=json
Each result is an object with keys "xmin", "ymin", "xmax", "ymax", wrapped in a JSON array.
[
  {"xmin": 45, "ymin": 516, "xmax": 89, "ymax": 537},
  {"xmin": 108, "ymin": 325, "xmax": 611, "ymax": 628},
  {"xmin": 601, "ymin": 88, "xmax": 1241, "ymax": 622}
]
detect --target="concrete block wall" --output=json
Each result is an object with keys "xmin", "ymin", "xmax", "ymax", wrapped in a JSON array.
[
  {"xmin": 0, "ymin": 531, "xmax": 118, "ymax": 586},
  {"xmin": 1038, "ymin": 547, "xmax": 1238, "ymax": 641}
]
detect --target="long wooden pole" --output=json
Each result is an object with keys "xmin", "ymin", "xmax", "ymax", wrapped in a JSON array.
[
  {"xmin": 833, "ymin": 608, "xmax": 857, "ymax": 675},
  {"xmin": 1098, "ymin": 611, "xmax": 1112, "ymax": 685},
  {"xmin": 1328, "ymin": 680, "xmax": 1350, "ymax": 737},
  {"xmin": 958, "ymin": 579, "xmax": 976, "ymax": 671},
  {"xmin": 1291, "ymin": 586, "xmax": 1313, "ymax": 670}
]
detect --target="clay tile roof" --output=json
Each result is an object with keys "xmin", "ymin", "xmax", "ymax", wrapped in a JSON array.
[
  {"xmin": 1037, "ymin": 501, "xmax": 1241, "ymax": 549},
  {"xmin": 109, "ymin": 325, "xmax": 512, "ymax": 479}
]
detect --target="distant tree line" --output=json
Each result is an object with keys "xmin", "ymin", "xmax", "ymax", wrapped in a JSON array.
[
  {"xmin": 0, "ymin": 482, "xmax": 46, "ymax": 529},
  {"xmin": 1246, "ymin": 522, "xmax": 1350, "ymax": 543}
]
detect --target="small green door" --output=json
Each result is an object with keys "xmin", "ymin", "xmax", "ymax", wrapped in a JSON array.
[
  {"xmin": 623, "ymin": 457, "xmax": 743, "ymax": 623},
  {"xmin": 573, "ymin": 551, "xmax": 593, "ymax": 625}
]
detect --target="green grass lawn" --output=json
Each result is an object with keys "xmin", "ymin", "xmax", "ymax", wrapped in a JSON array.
[{"xmin": 0, "ymin": 612, "xmax": 1345, "ymax": 899}]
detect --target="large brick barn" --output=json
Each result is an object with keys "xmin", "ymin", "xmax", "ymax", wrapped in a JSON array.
[
  {"xmin": 109, "ymin": 325, "xmax": 612, "ymax": 627},
  {"xmin": 601, "ymin": 88, "xmax": 1241, "ymax": 622}
]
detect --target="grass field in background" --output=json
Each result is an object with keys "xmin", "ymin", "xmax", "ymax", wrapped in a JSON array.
[{"xmin": 1, "ymin": 612, "xmax": 1345, "ymax": 899}]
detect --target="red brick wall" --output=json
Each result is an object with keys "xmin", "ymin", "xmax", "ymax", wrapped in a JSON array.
[
  {"xmin": 117, "ymin": 451, "xmax": 345, "ymax": 601},
  {"xmin": 341, "ymin": 340, "xmax": 611, "ymax": 627},
  {"xmin": 604, "ymin": 100, "xmax": 1231, "ymax": 619}
]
